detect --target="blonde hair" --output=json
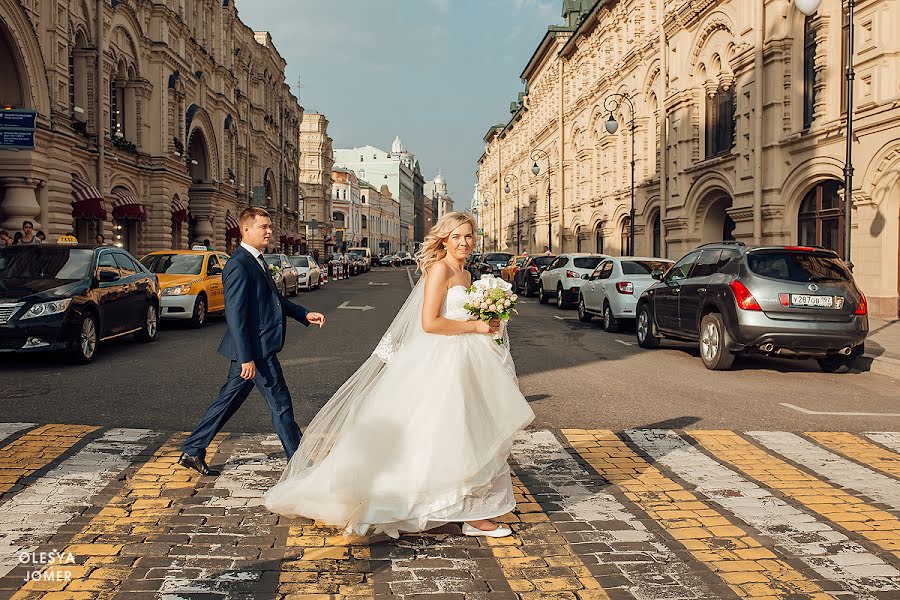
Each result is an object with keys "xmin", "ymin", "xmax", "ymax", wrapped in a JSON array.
[{"xmin": 415, "ymin": 212, "xmax": 478, "ymax": 275}]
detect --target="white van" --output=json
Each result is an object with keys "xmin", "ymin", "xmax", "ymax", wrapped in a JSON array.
[{"xmin": 347, "ymin": 247, "xmax": 372, "ymax": 271}]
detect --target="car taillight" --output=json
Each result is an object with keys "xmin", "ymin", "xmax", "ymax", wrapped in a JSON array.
[
  {"xmin": 855, "ymin": 293, "xmax": 868, "ymax": 315},
  {"xmin": 615, "ymin": 281, "xmax": 634, "ymax": 294},
  {"xmin": 529, "ymin": 265, "xmax": 539, "ymax": 274},
  {"xmin": 729, "ymin": 280, "xmax": 761, "ymax": 311},
  {"xmin": 778, "ymin": 293, "xmax": 790, "ymax": 307},
  {"xmin": 783, "ymin": 246, "xmax": 815, "ymax": 252},
  {"xmin": 566, "ymin": 270, "xmax": 580, "ymax": 279}
]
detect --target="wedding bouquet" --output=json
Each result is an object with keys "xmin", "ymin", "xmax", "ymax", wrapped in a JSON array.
[{"xmin": 463, "ymin": 276, "xmax": 519, "ymax": 345}]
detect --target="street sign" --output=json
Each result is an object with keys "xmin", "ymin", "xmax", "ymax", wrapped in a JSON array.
[
  {"xmin": 308, "ymin": 218, "xmax": 318, "ymax": 230},
  {"xmin": 0, "ymin": 129, "xmax": 35, "ymax": 149},
  {"xmin": 0, "ymin": 109, "xmax": 36, "ymax": 150},
  {"xmin": 0, "ymin": 110, "xmax": 36, "ymax": 129}
]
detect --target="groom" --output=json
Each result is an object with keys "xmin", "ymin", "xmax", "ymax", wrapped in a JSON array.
[{"xmin": 179, "ymin": 207, "xmax": 325, "ymax": 476}]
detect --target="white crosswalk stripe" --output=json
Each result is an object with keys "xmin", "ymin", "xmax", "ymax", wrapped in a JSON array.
[
  {"xmin": 512, "ymin": 430, "xmax": 717, "ymax": 600},
  {"xmin": 864, "ymin": 431, "xmax": 900, "ymax": 454},
  {"xmin": 0, "ymin": 428, "xmax": 157, "ymax": 578},
  {"xmin": 749, "ymin": 431, "xmax": 900, "ymax": 511},
  {"xmin": 628, "ymin": 429, "xmax": 900, "ymax": 597},
  {"xmin": 0, "ymin": 423, "xmax": 32, "ymax": 442}
]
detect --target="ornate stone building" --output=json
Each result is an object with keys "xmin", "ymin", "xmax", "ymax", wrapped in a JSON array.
[
  {"xmin": 477, "ymin": 0, "xmax": 900, "ymax": 318},
  {"xmin": 0, "ymin": 0, "xmax": 305, "ymax": 256},
  {"xmin": 298, "ymin": 112, "xmax": 334, "ymax": 255},
  {"xmin": 359, "ymin": 180, "xmax": 401, "ymax": 254}
]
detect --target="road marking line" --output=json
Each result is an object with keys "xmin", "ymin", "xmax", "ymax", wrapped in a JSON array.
[
  {"xmin": 337, "ymin": 300, "xmax": 374, "ymax": 311},
  {"xmin": 694, "ymin": 431, "xmax": 900, "ymax": 559},
  {"xmin": 0, "ymin": 423, "xmax": 32, "ymax": 444},
  {"xmin": 0, "ymin": 424, "xmax": 98, "ymax": 495},
  {"xmin": 0, "ymin": 429, "xmax": 157, "ymax": 579},
  {"xmin": 614, "ymin": 339, "xmax": 635, "ymax": 346},
  {"xmin": 747, "ymin": 431, "xmax": 900, "ymax": 512},
  {"xmin": 565, "ymin": 429, "xmax": 829, "ymax": 599},
  {"xmin": 368, "ymin": 282, "xmax": 388, "ymax": 286},
  {"xmin": 865, "ymin": 432, "xmax": 900, "ymax": 453},
  {"xmin": 629, "ymin": 429, "xmax": 899, "ymax": 595},
  {"xmin": 805, "ymin": 432, "xmax": 900, "ymax": 479},
  {"xmin": 277, "ymin": 520, "xmax": 373, "ymax": 596},
  {"xmin": 780, "ymin": 403, "xmax": 900, "ymax": 417},
  {"xmin": 511, "ymin": 430, "xmax": 710, "ymax": 598},
  {"xmin": 406, "ymin": 267, "xmax": 415, "ymax": 289}
]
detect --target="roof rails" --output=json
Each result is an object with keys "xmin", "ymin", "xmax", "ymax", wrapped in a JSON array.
[{"xmin": 697, "ymin": 241, "xmax": 746, "ymax": 248}]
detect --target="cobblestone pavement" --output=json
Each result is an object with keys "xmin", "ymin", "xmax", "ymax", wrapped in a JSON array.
[{"xmin": 0, "ymin": 424, "xmax": 899, "ymax": 599}]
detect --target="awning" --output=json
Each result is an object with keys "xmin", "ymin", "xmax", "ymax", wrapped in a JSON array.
[
  {"xmin": 172, "ymin": 197, "xmax": 189, "ymax": 223},
  {"xmin": 279, "ymin": 234, "xmax": 288, "ymax": 244},
  {"xmin": 225, "ymin": 213, "xmax": 240, "ymax": 237},
  {"xmin": 111, "ymin": 188, "xmax": 146, "ymax": 221},
  {"xmin": 71, "ymin": 176, "xmax": 107, "ymax": 220},
  {"xmin": 287, "ymin": 237, "xmax": 296, "ymax": 245}
]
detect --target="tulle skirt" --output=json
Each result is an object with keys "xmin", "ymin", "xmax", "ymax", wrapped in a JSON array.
[{"xmin": 263, "ymin": 330, "xmax": 534, "ymax": 538}]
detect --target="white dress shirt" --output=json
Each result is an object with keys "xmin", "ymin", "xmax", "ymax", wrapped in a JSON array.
[{"xmin": 241, "ymin": 242, "xmax": 268, "ymax": 272}]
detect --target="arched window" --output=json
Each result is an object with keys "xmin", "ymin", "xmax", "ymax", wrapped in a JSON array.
[
  {"xmin": 652, "ymin": 213, "xmax": 662, "ymax": 257},
  {"xmin": 803, "ymin": 16, "xmax": 816, "ymax": 129},
  {"xmin": 595, "ymin": 227, "xmax": 604, "ymax": 254},
  {"xmin": 361, "ymin": 215, "xmax": 367, "ymax": 230},
  {"xmin": 620, "ymin": 217, "xmax": 631, "ymax": 255},
  {"xmin": 705, "ymin": 86, "xmax": 735, "ymax": 158},
  {"xmin": 799, "ymin": 180, "xmax": 843, "ymax": 254},
  {"xmin": 69, "ymin": 30, "xmax": 91, "ymax": 120}
]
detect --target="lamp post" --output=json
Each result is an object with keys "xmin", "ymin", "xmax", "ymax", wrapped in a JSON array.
[
  {"xmin": 530, "ymin": 148, "xmax": 552, "ymax": 252},
  {"xmin": 603, "ymin": 92, "xmax": 636, "ymax": 256},
  {"xmin": 504, "ymin": 173, "xmax": 521, "ymax": 254},
  {"xmin": 795, "ymin": 0, "xmax": 853, "ymax": 265},
  {"xmin": 480, "ymin": 189, "xmax": 495, "ymax": 251}
]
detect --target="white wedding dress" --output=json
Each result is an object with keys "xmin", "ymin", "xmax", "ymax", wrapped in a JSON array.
[{"xmin": 263, "ymin": 281, "xmax": 534, "ymax": 538}]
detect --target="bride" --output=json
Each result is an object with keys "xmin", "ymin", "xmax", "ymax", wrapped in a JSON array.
[{"xmin": 264, "ymin": 212, "xmax": 534, "ymax": 538}]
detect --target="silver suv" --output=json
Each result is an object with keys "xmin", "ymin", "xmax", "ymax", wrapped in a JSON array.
[{"xmin": 635, "ymin": 242, "xmax": 868, "ymax": 371}]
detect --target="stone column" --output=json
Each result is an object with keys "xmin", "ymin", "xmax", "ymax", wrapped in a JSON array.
[{"xmin": 0, "ymin": 177, "xmax": 44, "ymax": 231}]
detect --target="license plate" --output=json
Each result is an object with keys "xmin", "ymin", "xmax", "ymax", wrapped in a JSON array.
[{"xmin": 791, "ymin": 294, "xmax": 839, "ymax": 308}]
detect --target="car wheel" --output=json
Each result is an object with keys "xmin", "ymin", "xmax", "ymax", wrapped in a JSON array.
[
  {"xmin": 699, "ymin": 313, "xmax": 734, "ymax": 370},
  {"xmin": 538, "ymin": 281, "xmax": 549, "ymax": 304},
  {"xmin": 603, "ymin": 302, "xmax": 621, "ymax": 333},
  {"xmin": 525, "ymin": 280, "xmax": 535, "ymax": 298},
  {"xmin": 556, "ymin": 285, "xmax": 567, "ymax": 309},
  {"xmin": 136, "ymin": 303, "xmax": 159, "ymax": 343},
  {"xmin": 817, "ymin": 355, "xmax": 852, "ymax": 373},
  {"xmin": 578, "ymin": 296, "xmax": 592, "ymax": 322},
  {"xmin": 636, "ymin": 304, "xmax": 661, "ymax": 349},
  {"xmin": 190, "ymin": 296, "xmax": 207, "ymax": 329},
  {"xmin": 70, "ymin": 312, "xmax": 98, "ymax": 364}
]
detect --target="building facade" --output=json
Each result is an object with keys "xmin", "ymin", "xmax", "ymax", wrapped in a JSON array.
[
  {"xmin": 424, "ymin": 173, "xmax": 455, "ymax": 227},
  {"xmin": 298, "ymin": 112, "xmax": 334, "ymax": 255},
  {"xmin": 331, "ymin": 167, "xmax": 360, "ymax": 249},
  {"xmin": 476, "ymin": 0, "xmax": 900, "ymax": 318},
  {"xmin": 0, "ymin": 0, "xmax": 306, "ymax": 256},
  {"xmin": 359, "ymin": 180, "xmax": 401, "ymax": 254}
]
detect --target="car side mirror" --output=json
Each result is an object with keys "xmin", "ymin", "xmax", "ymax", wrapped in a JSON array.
[
  {"xmin": 98, "ymin": 270, "xmax": 120, "ymax": 283},
  {"xmin": 208, "ymin": 266, "xmax": 223, "ymax": 276},
  {"xmin": 651, "ymin": 269, "xmax": 664, "ymax": 281},
  {"xmin": 582, "ymin": 274, "xmax": 589, "ymax": 280}
]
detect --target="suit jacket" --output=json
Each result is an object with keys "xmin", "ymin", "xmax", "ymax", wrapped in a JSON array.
[{"xmin": 217, "ymin": 246, "xmax": 310, "ymax": 363}]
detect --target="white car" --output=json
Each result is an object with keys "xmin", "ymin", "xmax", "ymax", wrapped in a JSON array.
[
  {"xmin": 288, "ymin": 255, "xmax": 321, "ymax": 290},
  {"xmin": 578, "ymin": 257, "xmax": 674, "ymax": 331},
  {"xmin": 538, "ymin": 253, "xmax": 608, "ymax": 309}
]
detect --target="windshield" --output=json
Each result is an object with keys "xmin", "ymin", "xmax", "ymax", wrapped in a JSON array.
[
  {"xmin": 573, "ymin": 257, "xmax": 603, "ymax": 270},
  {"xmin": 264, "ymin": 255, "xmax": 281, "ymax": 266},
  {"xmin": 747, "ymin": 252, "xmax": 851, "ymax": 282},
  {"xmin": 140, "ymin": 254, "xmax": 204, "ymax": 275},
  {"xmin": 348, "ymin": 249, "xmax": 367, "ymax": 257},
  {"xmin": 622, "ymin": 260, "xmax": 672, "ymax": 275},
  {"xmin": 533, "ymin": 256, "xmax": 555, "ymax": 267},
  {"xmin": 485, "ymin": 253, "xmax": 512, "ymax": 262},
  {"xmin": 0, "ymin": 247, "xmax": 93, "ymax": 280},
  {"xmin": 290, "ymin": 256, "xmax": 309, "ymax": 267},
  {"xmin": 515, "ymin": 257, "xmax": 527, "ymax": 266}
]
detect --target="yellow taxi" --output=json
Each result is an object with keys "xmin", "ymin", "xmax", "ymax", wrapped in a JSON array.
[
  {"xmin": 138, "ymin": 249, "xmax": 231, "ymax": 328},
  {"xmin": 500, "ymin": 254, "xmax": 529, "ymax": 284}
]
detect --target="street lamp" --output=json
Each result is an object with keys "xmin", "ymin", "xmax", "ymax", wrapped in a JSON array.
[
  {"xmin": 795, "ymin": 0, "xmax": 853, "ymax": 265},
  {"xmin": 504, "ymin": 173, "xmax": 521, "ymax": 254},
  {"xmin": 481, "ymin": 189, "xmax": 495, "ymax": 251},
  {"xmin": 603, "ymin": 92, "xmax": 636, "ymax": 256},
  {"xmin": 530, "ymin": 148, "xmax": 552, "ymax": 252}
]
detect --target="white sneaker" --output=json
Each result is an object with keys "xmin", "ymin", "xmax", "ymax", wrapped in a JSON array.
[{"xmin": 461, "ymin": 522, "xmax": 512, "ymax": 538}]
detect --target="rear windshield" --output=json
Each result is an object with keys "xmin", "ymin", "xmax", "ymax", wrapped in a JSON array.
[
  {"xmin": 573, "ymin": 257, "xmax": 603, "ymax": 270},
  {"xmin": 290, "ymin": 256, "xmax": 309, "ymax": 267},
  {"xmin": 484, "ymin": 253, "xmax": 512, "ymax": 262},
  {"xmin": 747, "ymin": 252, "xmax": 850, "ymax": 282},
  {"xmin": 0, "ymin": 246, "xmax": 93, "ymax": 280},
  {"xmin": 533, "ymin": 256, "xmax": 555, "ymax": 267},
  {"xmin": 348, "ymin": 249, "xmax": 367, "ymax": 257},
  {"xmin": 622, "ymin": 260, "xmax": 672, "ymax": 275}
]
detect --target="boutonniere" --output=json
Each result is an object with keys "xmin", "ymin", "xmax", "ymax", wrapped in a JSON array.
[{"xmin": 269, "ymin": 264, "xmax": 280, "ymax": 278}]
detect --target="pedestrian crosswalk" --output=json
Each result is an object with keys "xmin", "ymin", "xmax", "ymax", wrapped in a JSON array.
[{"xmin": 0, "ymin": 424, "xmax": 898, "ymax": 599}]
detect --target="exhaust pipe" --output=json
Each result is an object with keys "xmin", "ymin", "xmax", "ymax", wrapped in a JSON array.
[
  {"xmin": 760, "ymin": 343, "xmax": 774, "ymax": 353},
  {"xmin": 839, "ymin": 346, "xmax": 853, "ymax": 356}
]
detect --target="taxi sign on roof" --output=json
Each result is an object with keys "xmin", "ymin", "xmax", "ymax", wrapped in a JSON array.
[
  {"xmin": 191, "ymin": 245, "xmax": 208, "ymax": 251},
  {"xmin": 57, "ymin": 235, "xmax": 79, "ymax": 244}
]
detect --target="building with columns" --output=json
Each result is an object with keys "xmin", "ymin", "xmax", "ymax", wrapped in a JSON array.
[
  {"xmin": 0, "ymin": 0, "xmax": 305, "ymax": 256},
  {"xmin": 331, "ymin": 167, "xmax": 360, "ymax": 250},
  {"xmin": 476, "ymin": 0, "xmax": 900, "ymax": 318},
  {"xmin": 298, "ymin": 112, "xmax": 335, "ymax": 256}
]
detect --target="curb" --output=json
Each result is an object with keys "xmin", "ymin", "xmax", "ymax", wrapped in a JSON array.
[{"xmin": 853, "ymin": 354, "xmax": 900, "ymax": 380}]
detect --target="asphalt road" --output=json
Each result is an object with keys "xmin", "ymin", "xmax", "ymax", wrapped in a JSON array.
[{"xmin": 1, "ymin": 266, "xmax": 896, "ymax": 432}]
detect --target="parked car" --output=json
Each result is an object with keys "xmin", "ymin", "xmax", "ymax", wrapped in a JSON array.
[
  {"xmin": 0, "ymin": 244, "xmax": 159, "ymax": 363},
  {"xmin": 513, "ymin": 255, "xmax": 556, "ymax": 297},
  {"xmin": 578, "ymin": 257, "xmax": 674, "ymax": 332},
  {"xmin": 477, "ymin": 253, "xmax": 514, "ymax": 278},
  {"xmin": 347, "ymin": 247, "xmax": 372, "ymax": 271},
  {"xmin": 395, "ymin": 251, "xmax": 414, "ymax": 265},
  {"xmin": 500, "ymin": 255, "xmax": 529, "ymax": 284},
  {"xmin": 539, "ymin": 253, "xmax": 608, "ymax": 308},
  {"xmin": 378, "ymin": 254, "xmax": 394, "ymax": 267},
  {"xmin": 288, "ymin": 255, "xmax": 321, "ymax": 290},
  {"xmin": 465, "ymin": 253, "xmax": 482, "ymax": 280},
  {"xmin": 635, "ymin": 242, "xmax": 868, "ymax": 372},
  {"xmin": 141, "ymin": 250, "xmax": 230, "ymax": 328},
  {"xmin": 263, "ymin": 254, "xmax": 300, "ymax": 296}
]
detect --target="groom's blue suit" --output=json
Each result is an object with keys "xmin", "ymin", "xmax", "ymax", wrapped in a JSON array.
[{"xmin": 182, "ymin": 244, "xmax": 310, "ymax": 459}]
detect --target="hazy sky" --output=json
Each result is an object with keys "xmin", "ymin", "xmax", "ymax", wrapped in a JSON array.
[{"xmin": 238, "ymin": 0, "xmax": 564, "ymax": 208}]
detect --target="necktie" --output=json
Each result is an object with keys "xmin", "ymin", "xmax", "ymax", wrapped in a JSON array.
[{"xmin": 256, "ymin": 253, "xmax": 269, "ymax": 273}]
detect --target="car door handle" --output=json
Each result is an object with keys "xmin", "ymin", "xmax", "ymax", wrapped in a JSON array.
[{"xmin": 698, "ymin": 288, "xmax": 707, "ymax": 293}]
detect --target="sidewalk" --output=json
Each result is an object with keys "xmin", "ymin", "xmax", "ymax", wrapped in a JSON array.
[{"xmin": 858, "ymin": 317, "xmax": 900, "ymax": 379}]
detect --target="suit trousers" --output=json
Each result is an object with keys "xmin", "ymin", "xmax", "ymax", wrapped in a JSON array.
[{"xmin": 182, "ymin": 355, "xmax": 302, "ymax": 460}]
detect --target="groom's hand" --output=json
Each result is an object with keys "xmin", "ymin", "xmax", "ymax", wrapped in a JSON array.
[
  {"xmin": 307, "ymin": 312, "xmax": 326, "ymax": 328},
  {"xmin": 240, "ymin": 360, "xmax": 256, "ymax": 380}
]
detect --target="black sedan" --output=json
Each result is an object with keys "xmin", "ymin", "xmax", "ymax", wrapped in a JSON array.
[
  {"xmin": 514, "ymin": 255, "xmax": 556, "ymax": 297},
  {"xmin": 0, "ymin": 244, "xmax": 160, "ymax": 363}
]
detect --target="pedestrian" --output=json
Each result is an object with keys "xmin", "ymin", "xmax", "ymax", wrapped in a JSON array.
[
  {"xmin": 542, "ymin": 246, "xmax": 551, "ymax": 255},
  {"xmin": 312, "ymin": 248, "xmax": 320, "ymax": 263},
  {"xmin": 36, "ymin": 231, "xmax": 46, "ymax": 243},
  {"xmin": 13, "ymin": 232, "xmax": 22, "ymax": 245},
  {"xmin": 0, "ymin": 229, "xmax": 11, "ymax": 249},
  {"xmin": 96, "ymin": 233, "xmax": 106, "ymax": 245},
  {"xmin": 17, "ymin": 221, "xmax": 39, "ymax": 244},
  {"xmin": 203, "ymin": 238, "xmax": 214, "ymax": 250}
]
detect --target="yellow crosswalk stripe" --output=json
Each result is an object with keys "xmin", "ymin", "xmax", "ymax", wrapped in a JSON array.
[
  {"xmin": 564, "ymin": 430, "xmax": 832, "ymax": 599},
  {"xmin": 691, "ymin": 431, "xmax": 900, "ymax": 558},
  {"xmin": 10, "ymin": 433, "xmax": 222, "ymax": 599},
  {"xmin": 805, "ymin": 432, "xmax": 900, "ymax": 479},
  {"xmin": 0, "ymin": 425, "xmax": 97, "ymax": 495}
]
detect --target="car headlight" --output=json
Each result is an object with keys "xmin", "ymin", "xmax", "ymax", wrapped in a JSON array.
[
  {"xmin": 21, "ymin": 298, "xmax": 72, "ymax": 320},
  {"xmin": 162, "ymin": 284, "xmax": 193, "ymax": 296}
]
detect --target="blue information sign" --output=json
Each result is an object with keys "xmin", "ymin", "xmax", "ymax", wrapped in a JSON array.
[
  {"xmin": 0, "ymin": 110, "xmax": 37, "ymax": 129},
  {"xmin": 0, "ymin": 129, "xmax": 35, "ymax": 149}
]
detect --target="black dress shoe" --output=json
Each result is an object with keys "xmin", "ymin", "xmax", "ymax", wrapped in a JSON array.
[{"xmin": 178, "ymin": 453, "xmax": 220, "ymax": 476}]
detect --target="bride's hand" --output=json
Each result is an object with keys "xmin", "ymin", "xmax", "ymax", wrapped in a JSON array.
[{"xmin": 473, "ymin": 320, "xmax": 500, "ymax": 334}]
